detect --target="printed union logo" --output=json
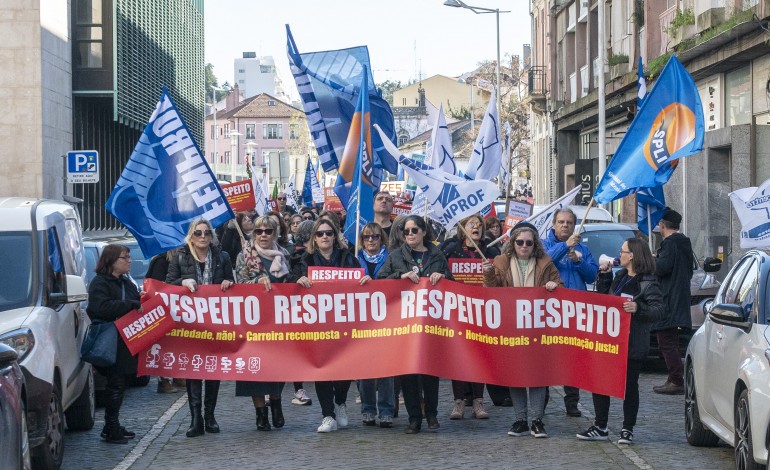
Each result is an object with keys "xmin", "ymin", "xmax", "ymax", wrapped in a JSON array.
[{"xmin": 643, "ymin": 103, "xmax": 696, "ymax": 170}]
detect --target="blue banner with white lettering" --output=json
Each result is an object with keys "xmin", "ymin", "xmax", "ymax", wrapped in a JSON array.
[
  {"xmin": 636, "ymin": 186, "xmax": 667, "ymax": 235},
  {"xmin": 593, "ymin": 55, "xmax": 704, "ymax": 204},
  {"xmin": 286, "ymin": 25, "xmax": 398, "ymax": 179},
  {"xmin": 106, "ymin": 87, "xmax": 234, "ymax": 258}
]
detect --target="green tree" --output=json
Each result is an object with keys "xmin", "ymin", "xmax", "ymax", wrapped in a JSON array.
[
  {"xmin": 205, "ymin": 63, "xmax": 229, "ymax": 102},
  {"xmin": 376, "ymin": 79, "xmax": 403, "ymax": 106}
]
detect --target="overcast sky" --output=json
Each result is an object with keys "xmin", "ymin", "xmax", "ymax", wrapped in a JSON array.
[{"xmin": 205, "ymin": 0, "xmax": 531, "ymax": 97}]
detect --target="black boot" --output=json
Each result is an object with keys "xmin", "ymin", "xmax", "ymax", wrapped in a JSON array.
[
  {"xmin": 186, "ymin": 380, "xmax": 204, "ymax": 437},
  {"xmin": 203, "ymin": 380, "xmax": 221, "ymax": 433},
  {"xmin": 269, "ymin": 398, "xmax": 285, "ymax": 428},
  {"xmin": 103, "ymin": 373, "xmax": 128, "ymax": 444},
  {"xmin": 256, "ymin": 406, "xmax": 271, "ymax": 431}
]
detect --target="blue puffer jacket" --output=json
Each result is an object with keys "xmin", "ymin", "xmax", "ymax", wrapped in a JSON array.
[{"xmin": 542, "ymin": 229, "xmax": 599, "ymax": 291}]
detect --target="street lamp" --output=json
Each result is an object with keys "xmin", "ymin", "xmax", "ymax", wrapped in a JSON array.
[
  {"xmin": 210, "ymin": 86, "xmax": 226, "ymax": 168},
  {"xmin": 444, "ymin": 0, "xmax": 509, "ymax": 121},
  {"xmin": 228, "ymin": 131, "xmax": 242, "ymax": 182}
]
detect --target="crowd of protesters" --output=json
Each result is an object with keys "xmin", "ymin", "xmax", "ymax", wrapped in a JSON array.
[{"xmin": 88, "ymin": 190, "xmax": 689, "ymax": 445}]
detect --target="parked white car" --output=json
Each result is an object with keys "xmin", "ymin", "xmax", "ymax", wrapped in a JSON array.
[
  {"xmin": 685, "ymin": 249, "xmax": 770, "ymax": 469},
  {"xmin": 0, "ymin": 198, "xmax": 95, "ymax": 469}
]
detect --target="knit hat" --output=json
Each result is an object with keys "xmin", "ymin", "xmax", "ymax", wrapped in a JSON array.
[{"xmin": 661, "ymin": 207, "xmax": 682, "ymax": 227}]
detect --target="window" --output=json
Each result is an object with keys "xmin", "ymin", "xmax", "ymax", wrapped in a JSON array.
[
  {"xmin": 260, "ymin": 65, "xmax": 273, "ymax": 73},
  {"xmin": 402, "ymin": 98, "xmax": 406, "ymax": 106},
  {"xmin": 268, "ymin": 100, "xmax": 276, "ymax": 106},
  {"xmin": 224, "ymin": 123, "xmax": 230, "ymax": 136},
  {"xmin": 720, "ymin": 257, "xmax": 754, "ymax": 304},
  {"xmin": 398, "ymin": 135, "xmax": 408, "ymax": 146},
  {"xmin": 238, "ymin": 80, "xmax": 245, "ymax": 84},
  {"xmin": 245, "ymin": 124, "xmax": 256, "ymax": 139},
  {"xmin": 263, "ymin": 124, "xmax": 283, "ymax": 139},
  {"xmin": 238, "ymin": 68, "xmax": 245, "ymax": 73},
  {"xmin": 211, "ymin": 124, "xmax": 216, "ymax": 139},
  {"xmin": 735, "ymin": 261, "xmax": 759, "ymax": 321},
  {"xmin": 73, "ymin": 0, "xmax": 103, "ymax": 69},
  {"xmin": 289, "ymin": 124, "xmax": 299, "ymax": 140},
  {"xmin": 725, "ymin": 66, "xmax": 751, "ymax": 126},
  {"xmin": 224, "ymin": 151, "xmax": 231, "ymax": 164}
]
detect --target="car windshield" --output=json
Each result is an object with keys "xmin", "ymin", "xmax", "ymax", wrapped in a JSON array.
[
  {"xmin": 127, "ymin": 243, "xmax": 149, "ymax": 284},
  {"xmin": 580, "ymin": 228, "xmax": 636, "ymax": 259},
  {"xmin": 0, "ymin": 232, "xmax": 34, "ymax": 311}
]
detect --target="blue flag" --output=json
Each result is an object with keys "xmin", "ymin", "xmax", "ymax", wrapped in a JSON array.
[
  {"xmin": 341, "ymin": 67, "xmax": 376, "ymax": 245},
  {"xmin": 637, "ymin": 186, "xmax": 667, "ymax": 235},
  {"xmin": 286, "ymin": 25, "xmax": 398, "ymax": 181},
  {"xmin": 106, "ymin": 87, "xmax": 234, "ymax": 258},
  {"xmin": 301, "ymin": 158, "xmax": 314, "ymax": 207},
  {"xmin": 593, "ymin": 55, "xmax": 704, "ymax": 204}
]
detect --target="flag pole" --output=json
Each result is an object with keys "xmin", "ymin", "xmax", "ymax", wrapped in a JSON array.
[
  {"xmin": 576, "ymin": 197, "xmax": 596, "ymax": 235},
  {"xmin": 457, "ymin": 224, "xmax": 489, "ymax": 263},
  {"xmin": 646, "ymin": 204, "xmax": 653, "ymax": 252}
]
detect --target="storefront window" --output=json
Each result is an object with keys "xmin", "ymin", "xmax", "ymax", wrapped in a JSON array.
[{"xmin": 725, "ymin": 66, "xmax": 751, "ymax": 126}]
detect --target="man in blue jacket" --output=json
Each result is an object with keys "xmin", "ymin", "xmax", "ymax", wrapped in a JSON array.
[{"xmin": 542, "ymin": 208, "xmax": 599, "ymax": 417}]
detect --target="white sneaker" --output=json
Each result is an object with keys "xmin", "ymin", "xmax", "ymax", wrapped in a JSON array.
[
  {"xmin": 335, "ymin": 403, "xmax": 349, "ymax": 427},
  {"xmin": 292, "ymin": 389, "xmax": 312, "ymax": 405},
  {"xmin": 317, "ymin": 416, "xmax": 337, "ymax": 433}
]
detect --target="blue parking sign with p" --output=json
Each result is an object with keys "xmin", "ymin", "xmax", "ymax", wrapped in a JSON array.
[{"xmin": 67, "ymin": 150, "xmax": 99, "ymax": 183}]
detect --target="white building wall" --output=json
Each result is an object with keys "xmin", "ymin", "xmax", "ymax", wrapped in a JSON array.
[{"xmin": 234, "ymin": 55, "xmax": 289, "ymax": 102}]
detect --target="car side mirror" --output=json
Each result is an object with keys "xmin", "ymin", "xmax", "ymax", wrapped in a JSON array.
[
  {"xmin": 50, "ymin": 275, "xmax": 88, "ymax": 305},
  {"xmin": 709, "ymin": 302, "xmax": 751, "ymax": 329},
  {"xmin": 703, "ymin": 257, "xmax": 722, "ymax": 273},
  {"xmin": 0, "ymin": 343, "xmax": 18, "ymax": 368},
  {"xmin": 703, "ymin": 298, "xmax": 713, "ymax": 315}
]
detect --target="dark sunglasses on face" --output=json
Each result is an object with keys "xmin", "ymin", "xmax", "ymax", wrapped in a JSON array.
[
  {"xmin": 362, "ymin": 234, "xmax": 381, "ymax": 241},
  {"xmin": 193, "ymin": 229, "xmax": 212, "ymax": 237},
  {"xmin": 515, "ymin": 239, "xmax": 534, "ymax": 247},
  {"xmin": 403, "ymin": 227, "xmax": 421, "ymax": 236},
  {"xmin": 277, "ymin": 197, "xmax": 287, "ymax": 200},
  {"xmin": 315, "ymin": 230, "xmax": 335, "ymax": 238},
  {"xmin": 254, "ymin": 228, "xmax": 274, "ymax": 236}
]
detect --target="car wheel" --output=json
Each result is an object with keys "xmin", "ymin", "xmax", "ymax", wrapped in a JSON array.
[
  {"xmin": 65, "ymin": 367, "xmax": 96, "ymax": 430},
  {"xmin": 684, "ymin": 361, "xmax": 719, "ymax": 446},
  {"xmin": 21, "ymin": 397, "xmax": 31, "ymax": 470},
  {"xmin": 734, "ymin": 389, "xmax": 763, "ymax": 470},
  {"xmin": 31, "ymin": 381, "xmax": 64, "ymax": 469}
]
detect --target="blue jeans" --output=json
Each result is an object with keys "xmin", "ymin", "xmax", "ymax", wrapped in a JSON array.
[{"xmin": 359, "ymin": 377, "xmax": 395, "ymax": 418}]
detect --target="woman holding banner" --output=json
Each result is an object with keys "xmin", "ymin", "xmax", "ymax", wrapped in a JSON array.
[
  {"xmin": 295, "ymin": 218, "xmax": 366, "ymax": 433},
  {"xmin": 235, "ymin": 216, "xmax": 290, "ymax": 431},
  {"xmin": 87, "ymin": 244, "xmax": 141, "ymax": 444},
  {"xmin": 355, "ymin": 222, "xmax": 395, "ymax": 428},
  {"xmin": 576, "ymin": 238, "xmax": 663, "ymax": 445},
  {"xmin": 439, "ymin": 214, "xmax": 493, "ymax": 420},
  {"xmin": 166, "ymin": 219, "xmax": 234, "ymax": 438},
  {"xmin": 378, "ymin": 215, "xmax": 453, "ymax": 434},
  {"xmin": 482, "ymin": 221, "xmax": 561, "ymax": 438}
]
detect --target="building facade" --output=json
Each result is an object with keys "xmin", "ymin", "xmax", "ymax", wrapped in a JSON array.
[
  {"xmin": 527, "ymin": 0, "xmax": 770, "ymax": 267},
  {"xmin": 234, "ymin": 53, "xmax": 290, "ymax": 102}
]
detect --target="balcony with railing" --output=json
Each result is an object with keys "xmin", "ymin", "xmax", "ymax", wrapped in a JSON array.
[{"xmin": 527, "ymin": 66, "xmax": 548, "ymax": 103}]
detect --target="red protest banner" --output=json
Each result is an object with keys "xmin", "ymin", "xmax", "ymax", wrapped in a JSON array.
[
  {"xmin": 140, "ymin": 278, "xmax": 630, "ymax": 398},
  {"xmin": 323, "ymin": 186, "xmax": 343, "ymax": 212},
  {"xmin": 448, "ymin": 259, "xmax": 484, "ymax": 285},
  {"xmin": 114, "ymin": 295, "xmax": 176, "ymax": 355},
  {"xmin": 307, "ymin": 267, "xmax": 366, "ymax": 282},
  {"xmin": 220, "ymin": 180, "xmax": 255, "ymax": 212}
]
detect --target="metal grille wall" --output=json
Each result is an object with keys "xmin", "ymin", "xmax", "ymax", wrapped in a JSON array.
[
  {"xmin": 73, "ymin": 97, "xmax": 141, "ymax": 230},
  {"xmin": 114, "ymin": 0, "xmax": 204, "ymax": 144}
]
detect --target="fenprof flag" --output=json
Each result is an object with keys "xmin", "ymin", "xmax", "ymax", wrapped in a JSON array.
[
  {"xmin": 730, "ymin": 178, "xmax": 770, "ymax": 248},
  {"xmin": 593, "ymin": 55, "xmax": 704, "ymax": 204},
  {"xmin": 106, "ymin": 87, "xmax": 234, "ymax": 257}
]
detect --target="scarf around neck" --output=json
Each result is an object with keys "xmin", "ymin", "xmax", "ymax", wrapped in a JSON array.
[
  {"xmin": 245, "ymin": 241, "xmax": 290, "ymax": 279},
  {"xmin": 510, "ymin": 256, "xmax": 536, "ymax": 287}
]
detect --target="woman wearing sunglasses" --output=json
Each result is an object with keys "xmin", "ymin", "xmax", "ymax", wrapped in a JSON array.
[
  {"xmin": 438, "ymin": 214, "xmax": 495, "ymax": 421},
  {"xmin": 378, "ymin": 215, "xmax": 453, "ymax": 434},
  {"xmin": 576, "ymin": 238, "xmax": 663, "ymax": 445},
  {"xmin": 234, "ymin": 216, "xmax": 291, "ymax": 431},
  {"xmin": 482, "ymin": 221, "xmax": 561, "ymax": 439},
  {"xmin": 294, "ymin": 218, "xmax": 366, "ymax": 433},
  {"xmin": 354, "ymin": 222, "xmax": 395, "ymax": 428},
  {"xmin": 166, "ymin": 219, "xmax": 234, "ymax": 438}
]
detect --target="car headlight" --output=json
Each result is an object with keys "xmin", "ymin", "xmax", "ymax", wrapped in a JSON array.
[{"xmin": 0, "ymin": 328, "xmax": 35, "ymax": 362}]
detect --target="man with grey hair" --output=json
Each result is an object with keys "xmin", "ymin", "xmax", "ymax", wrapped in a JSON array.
[{"xmin": 542, "ymin": 207, "xmax": 599, "ymax": 417}]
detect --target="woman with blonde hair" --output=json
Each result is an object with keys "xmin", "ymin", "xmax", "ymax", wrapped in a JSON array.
[
  {"xmin": 167, "ymin": 219, "xmax": 234, "ymax": 438},
  {"xmin": 483, "ymin": 221, "xmax": 562, "ymax": 439}
]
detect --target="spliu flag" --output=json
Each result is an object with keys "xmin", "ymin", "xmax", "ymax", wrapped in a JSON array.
[
  {"xmin": 730, "ymin": 178, "xmax": 770, "ymax": 248},
  {"xmin": 106, "ymin": 87, "xmax": 233, "ymax": 258},
  {"xmin": 376, "ymin": 125, "xmax": 499, "ymax": 229},
  {"xmin": 286, "ymin": 25, "xmax": 397, "ymax": 179},
  {"xmin": 593, "ymin": 55, "xmax": 704, "ymax": 204}
]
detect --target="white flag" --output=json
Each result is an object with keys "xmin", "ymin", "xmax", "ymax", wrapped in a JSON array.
[
  {"xmin": 730, "ymin": 178, "xmax": 770, "ymax": 248},
  {"xmin": 523, "ymin": 185, "xmax": 581, "ymax": 239},
  {"xmin": 465, "ymin": 90, "xmax": 502, "ymax": 181},
  {"xmin": 284, "ymin": 174, "xmax": 301, "ymax": 211},
  {"xmin": 499, "ymin": 121, "xmax": 511, "ymax": 195},
  {"xmin": 253, "ymin": 173, "xmax": 271, "ymax": 217},
  {"xmin": 376, "ymin": 125, "xmax": 499, "ymax": 229},
  {"xmin": 424, "ymin": 103, "xmax": 457, "ymax": 175}
]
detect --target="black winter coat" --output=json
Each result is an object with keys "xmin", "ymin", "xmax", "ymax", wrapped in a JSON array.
[
  {"xmin": 145, "ymin": 253, "xmax": 170, "ymax": 282},
  {"xmin": 292, "ymin": 247, "xmax": 359, "ymax": 278},
  {"xmin": 654, "ymin": 233, "xmax": 695, "ymax": 331},
  {"xmin": 596, "ymin": 269, "xmax": 664, "ymax": 360},
  {"xmin": 377, "ymin": 242, "xmax": 453, "ymax": 280},
  {"xmin": 86, "ymin": 273, "xmax": 141, "ymax": 374},
  {"xmin": 166, "ymin": 245, "xmax": 234, "ymax": 285},
  {"xmin": 438, "ymin": 236, "xmax": 496, "ymax": 260}
]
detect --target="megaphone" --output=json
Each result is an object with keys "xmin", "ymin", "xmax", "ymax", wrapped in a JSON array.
[{"xmin": 599, "ymin": 254, "xmax": 620, "ymax": 267}]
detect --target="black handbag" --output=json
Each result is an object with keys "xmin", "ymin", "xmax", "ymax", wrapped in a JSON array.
[{"xmin": 80, "ymin": 321, "xmax": 117, "ymax": 367}]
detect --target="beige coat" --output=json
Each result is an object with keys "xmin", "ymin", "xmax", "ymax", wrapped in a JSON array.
[{"xmin": 483, "ymin": 253, "xmax": 564, "ymax": 288}]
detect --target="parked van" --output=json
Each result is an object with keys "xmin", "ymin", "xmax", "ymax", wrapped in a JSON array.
[{"xmin": 0, "ymin": 198, "xmax": 95, "ymax": 469}]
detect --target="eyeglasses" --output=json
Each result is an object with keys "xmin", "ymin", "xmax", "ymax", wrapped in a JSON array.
[
  {"xmin": 193, "ymin": 229, "xmax": 212, "ymax": 237},
  {"xmin": 315, "ymin": 230, "xmax": 335, "ymax": 238},
  {"xmin": 362, "ymin": 234, "xmax": 381, "ymax": 241},
  {"xmin": 254, "ymin": 228, "xmax": 274, "ymax": 236},
  {"xmin": 619, "ymin": 249, "xmax": 632, "ymax": 254},
  {"xmin": 515, "ymin": 239, "xmax": 534, "ymax": 247},
  {"xmin": 376, "ymin": 197, "xmax": 394, "ymax": 203},
  {"xmin": 403, "ymin": 227, "xmax": 421, "ymax": 236},
  {"xmin": 466, "ymin": 222, "xmax": 482, "ymax": 228},
  {"xmin": 277, "ymin": 197, "xmax": 287, "ymax": 201}
]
